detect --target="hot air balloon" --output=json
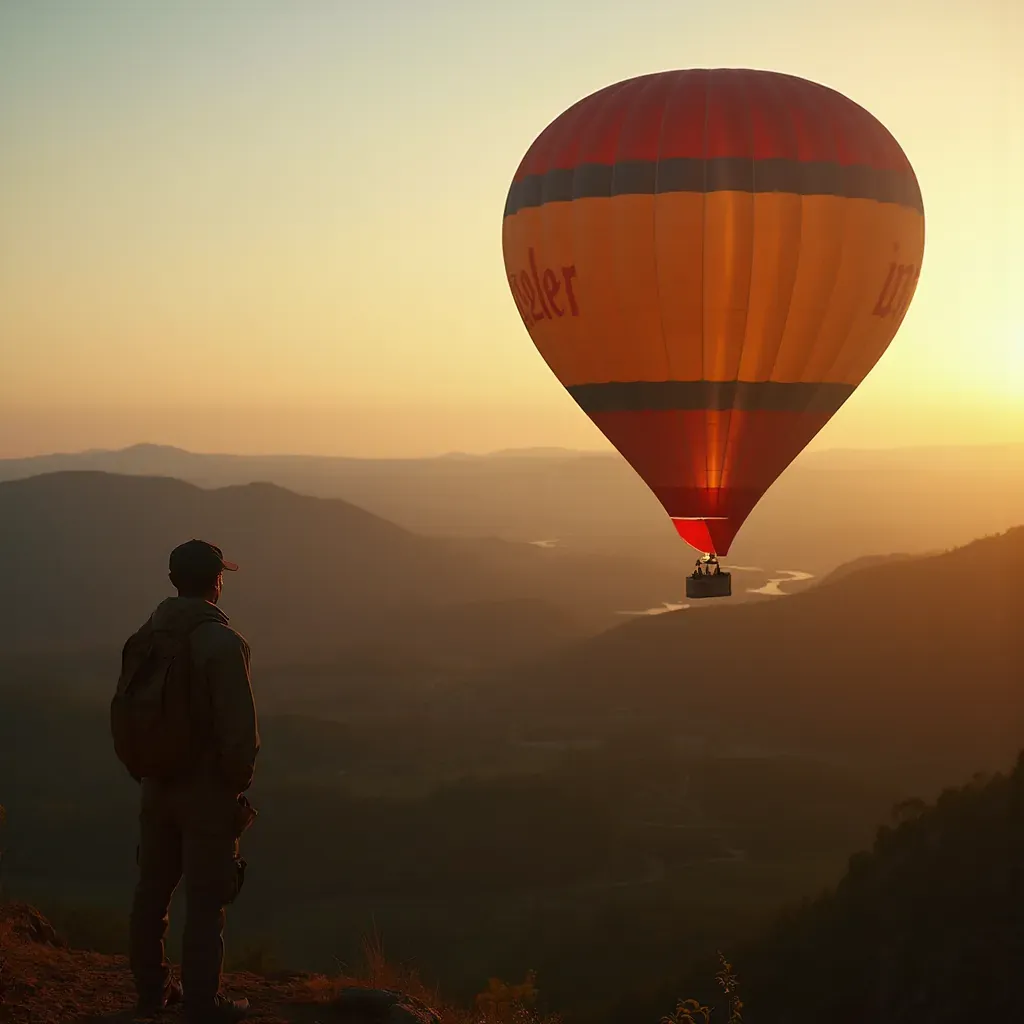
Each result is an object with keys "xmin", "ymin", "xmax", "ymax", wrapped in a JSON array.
[{"xmin": 502, "ymin": 69, "xmax": 924, "ymax": 598}]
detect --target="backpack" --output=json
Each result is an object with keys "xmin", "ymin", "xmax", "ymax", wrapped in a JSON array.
[{"xmin": 110, "ymin": 619, "xmax": 206, "ymax": 781}]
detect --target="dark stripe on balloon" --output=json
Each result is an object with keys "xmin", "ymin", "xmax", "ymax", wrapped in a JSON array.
[
  {"xmin": 504, "ymin": 158, "xmax": 923, "ymax": 217},
  {"xmin": 567, "ymin": 380, "xmax": 856, "ymax": 415}
]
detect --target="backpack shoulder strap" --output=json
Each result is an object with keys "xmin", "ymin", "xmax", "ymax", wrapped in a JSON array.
[
  {"xmin": 176, "ymin": 617, "xmax": 218, "ymax": 662},
  {"xmin": 122, "ymin": 618, "xmax": 154, "ymax": 653}
]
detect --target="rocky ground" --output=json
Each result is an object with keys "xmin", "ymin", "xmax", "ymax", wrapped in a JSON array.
[{"xmin": 0, "ymin": 904, "xmax": 537, "ymax": 1024}]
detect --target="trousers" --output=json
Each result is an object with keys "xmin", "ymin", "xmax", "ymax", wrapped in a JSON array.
[{"xmin": 129, "ymin": 778, "xmax": 248, "ymax": 1008}]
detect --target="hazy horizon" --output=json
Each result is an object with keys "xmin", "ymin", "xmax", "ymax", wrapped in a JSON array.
[
  {"xmin": 3, "ymin": 0, "xmax": 1022, "ymax": 459},
  {"xmin": 6, "ymin": 435, "xmax": 1024, "ymax": 464}
]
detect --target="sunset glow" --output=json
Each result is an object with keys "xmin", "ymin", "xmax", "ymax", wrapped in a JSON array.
[{"xmin": 1, "ymin": 0, "xmax": 1021, "ymax": 457}]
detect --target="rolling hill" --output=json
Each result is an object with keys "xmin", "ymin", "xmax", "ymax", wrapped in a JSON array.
[
  {"xmin": 0, "ymin": 471, "xmax": 687, "ymax": 672},
  {"xmin": 473, "ymin": 527, "xmax": 1024, "ymax": 789},
  {"xmin": 2, "ymin": 442, "xmax": 1023, "ymax": 576}
]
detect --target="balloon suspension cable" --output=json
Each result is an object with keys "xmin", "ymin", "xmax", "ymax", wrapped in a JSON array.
[
  {"xmin": 687, "ymin": 549, "xmax": 731, "ymax": 597},
  {"xmin": 693, "ymin": 551, "xmax": 723, "ymax": 575}
]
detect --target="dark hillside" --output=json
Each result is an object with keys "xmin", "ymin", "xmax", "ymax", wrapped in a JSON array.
[
  {"xmin": 477, "ymin": 527, "xmax": 1024, "ymax": 788},
  {"xmin": 728, "ymin": 754, "xmax": 1024, "ymax": 1024}
]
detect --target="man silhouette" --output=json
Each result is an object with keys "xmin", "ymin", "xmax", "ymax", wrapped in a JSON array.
[{"xmin": 129, "ymin": 540, "xmax": 259, "ymax": 1022}]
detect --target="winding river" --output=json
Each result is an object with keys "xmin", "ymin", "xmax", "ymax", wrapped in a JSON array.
[{"xmin": 618, "ymin": 565, "xmax": 815, "ymax": 616}]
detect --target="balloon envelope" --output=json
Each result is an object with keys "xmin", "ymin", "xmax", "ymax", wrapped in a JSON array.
[{"xmin": 502, "ymin": 69, "xmax": 924, "ymax": 555}]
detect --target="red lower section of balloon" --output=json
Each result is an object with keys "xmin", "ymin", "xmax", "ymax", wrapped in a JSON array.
[
  {"xmin": 672, "ymin": 518, "xmax": 732, "ymax": 554},
  {"xmin": 588, "ymin": 406, "xmax": 837, "ymax": 555}
]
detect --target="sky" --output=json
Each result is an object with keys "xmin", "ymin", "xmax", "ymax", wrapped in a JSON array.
[{"xmin": 1, "ymin": 0, "xmax": 1022, "ymax": 458}]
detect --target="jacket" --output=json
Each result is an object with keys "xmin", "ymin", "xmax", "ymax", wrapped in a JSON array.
[{"xmin": 146, "ymin": 596, "xmax": 259, "ymax": 793}]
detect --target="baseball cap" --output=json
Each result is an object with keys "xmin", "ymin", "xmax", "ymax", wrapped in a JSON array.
[{"xmin": 168, "ymin": 539, "xmax": 239, "ymax": 578}]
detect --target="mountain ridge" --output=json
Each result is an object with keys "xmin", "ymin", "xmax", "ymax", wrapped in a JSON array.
[
  {"xmin": 3, "ymin": 442, "xmax": 1022, "ymax": 577},
  {"xmin": 0, "ymin": 470, "xmax": 685, "ymax": 671}
]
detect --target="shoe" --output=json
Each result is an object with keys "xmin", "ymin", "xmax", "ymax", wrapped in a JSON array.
[
  {"xmin": 135, "ymin": 979, "xmax": 183, "ymax": 1017},
  {"xmin": 185, "ymin": 993, "xmax": 251, "ymax": 1023}
]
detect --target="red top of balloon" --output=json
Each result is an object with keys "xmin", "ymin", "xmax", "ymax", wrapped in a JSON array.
[{"xmin": 512, "ymin": 69, "xmax": 916, "ymax": 183}]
